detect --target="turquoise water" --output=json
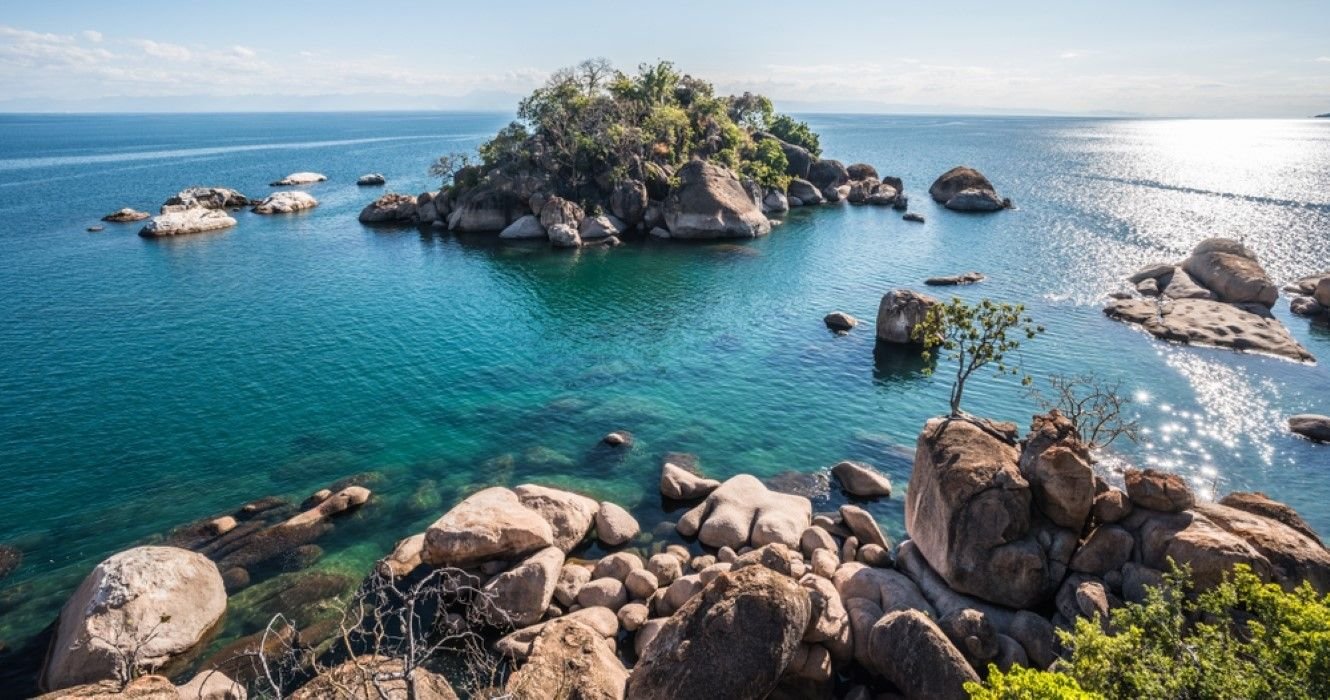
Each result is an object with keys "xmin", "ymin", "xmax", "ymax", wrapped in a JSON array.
[{"xmin": 2, "ymin": 112, "xmax": 1329, "ymax": 673}]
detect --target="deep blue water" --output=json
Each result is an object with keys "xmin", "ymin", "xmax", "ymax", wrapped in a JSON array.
[{"xmin": 1, "ymin": 112, "xmax": 1329, "ymax": 662}]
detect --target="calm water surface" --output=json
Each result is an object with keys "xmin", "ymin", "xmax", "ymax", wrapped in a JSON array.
[{"xmin": 1, "ymin": 112, "xmax": 1329, "ymax": 672}]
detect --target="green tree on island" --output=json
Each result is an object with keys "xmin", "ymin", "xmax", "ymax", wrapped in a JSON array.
[
  {"xmin": 438, "ymin": 58, "xmax": 817, "ymax": 205},
  {"xmin": 912, "ymin": 297, "xmax": 1043, "ymax": 417}
]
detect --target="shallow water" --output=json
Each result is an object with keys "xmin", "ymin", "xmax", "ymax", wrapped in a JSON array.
[{"xmin": 1, "ymin": 112, "xmax": 1329, "ymax": 676}]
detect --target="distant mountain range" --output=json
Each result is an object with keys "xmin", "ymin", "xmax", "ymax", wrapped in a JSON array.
[{"xmin": 1317, "ymin": 113, "xmax": 1330, "ymax": 118}]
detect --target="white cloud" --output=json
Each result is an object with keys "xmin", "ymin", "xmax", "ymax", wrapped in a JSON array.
[
  {"xmin": 134, "ymin": 39, "xmax": 191, "ymax": 61},
  {"xmin": 231, "ymin": 45, "xmax": 255, "ymax": 58},
  {"xmin": 80, "ymin": 30, "xmax": 102, "ymax": 43},
  {"xmin": 1060, "ymin": 50, "xmax": 1084, "ymax": 59},
  {"xmin": 1317, "ymin": 56, "xmax": 1330, "ymax": 63}
]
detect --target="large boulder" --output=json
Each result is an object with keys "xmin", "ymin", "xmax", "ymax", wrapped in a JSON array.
[
  {"xmin": 1316, "ymin": 277, "xmax": 1330, "ymax": 308},
  {"xmin": 944, "ymin": 188, "xmax": 1005, "ymax": 212},
  {"xmin": 660, "ymin": 461, "xmax": 720, "ymax": 501},
  {"xmin": 1194, "ymin": 502, "xmax": 1330, "ymax": 592},
  {"xmin": 538, "ymin": 196, "xmax": 585, "ymax": 230},
  {"xmin": 786, "ymin": 178, "xmax": 824, "ymax": 205},
  {"xmin": 1123, "ymin": 468, "xmax": 1194, "ymax": 512},
  {"xmin": 663, "ymin": 161, "xmax": 772, "ymax": 239},
  {"xmin": 513, "ymin": 484, "xmax": 598, "ymax": 553},
  {"xmin": 846, "ymin": 163, "xmax": 879, "ymax": 181},
  {"xmin": 676, "ymin": 474, "xmax": 811, "ymax": 549},
  {"xmin": 929, "ymin": 166, "xmax": 996, "ymax": 204},
  {"xmin": 252, "ymin": 191, "xmax": 317, "ymax": 214},
  {"xmin": 1129, "ymin": 509, "xmax": 1272, "ymax": 591},
  {"xmin": 831, "ymin": 461, "xmax": 892, "ymax": 498},
  {"xmin": 422, "ymin": 487, "xmax": 554, "ymax": 568},
  {"xmin": 1219, "ymin": 492, "xmax": 1322, "ymax": 544},
  {"xmin": 483, "ymin": 546, "xmax": 564, "ymax": 627},
  {"xmin": 755, "ymin": 132, "xmax": 814, "ymax": 179},
  {"xmin": 547, "ymin": 224, "xmax": 581, "ymax": 248},
  {"xmin": 807, "ymin": 159, "xmax": 849, "ymax": 191},
  {"xmin": 506, "ymin": 619, "xmax": 627, "ymax": 699},
  {"xmin": 628, "ymin": 566, "xmax": 811, "ymax": 700},
  {"xmin": 874, "ymin": 289, "xmax": 938, "ymax": 344},
  {"xmin": 42, "ymin": 547, "xmax": 226, "ymax": 690},
  {"xmin": 1181, "ymin": 239, "xmax": 1278, "ymax": 307},
  {"xmin": 610, "ymin": 180, "xmax": 649, "ymax": 226},
  {"xmin": 867, "ymin": 609, "xmax": 979, "ymax": 700},
  {"xmin": 448, "ymin": 186, "xmax": 527, "ymax": 232},
  {"xmin": 499, "ymin": 215, "xmax": 547, "ymax": 240},
  {"xmin": 904, "ymin": 418, "xmax": 1054, "ymax": 608},
  {"xmin": 292, "ymin": 656, "xmax": 458, "ymax": 700},
  {"xmin": 139, "ymin": 209, "xmax": 236, "ymax": 238}
]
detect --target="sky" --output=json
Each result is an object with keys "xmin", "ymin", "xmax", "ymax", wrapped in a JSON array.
[{"xmin": 1, "ymin": 0, "xmax": 1329, "ymax": 117}]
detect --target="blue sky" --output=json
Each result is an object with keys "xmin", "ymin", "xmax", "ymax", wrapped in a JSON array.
[{"xmin": 2, "ymin": 0, "xmax": 1328, "ymax": 115}]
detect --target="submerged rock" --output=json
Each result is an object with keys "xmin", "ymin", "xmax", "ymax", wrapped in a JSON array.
[
  {"xmin": 139, "ymin": 209, "xmax": 237, "ymax": 238},
  {"xmin": 252, "ymin": 191, "xmax": 318, "ymax": 214},
  {"xmin": 43, "ymin": 546, "xmax": 226, "ymax": 690}
]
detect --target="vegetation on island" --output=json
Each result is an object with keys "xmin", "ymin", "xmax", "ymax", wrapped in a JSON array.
[
  {"xmin": 431, "ymin": 58, "xmax": 821, "ymax": 206},
  {"xmin": 967, "ymin": 564, "xmax": 1330, "ymax": 699}
]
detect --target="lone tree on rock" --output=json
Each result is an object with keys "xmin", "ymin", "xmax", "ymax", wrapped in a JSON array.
[{"xmin": 912, "ymin": 297, "xmax": 1043, "ymax": 416}]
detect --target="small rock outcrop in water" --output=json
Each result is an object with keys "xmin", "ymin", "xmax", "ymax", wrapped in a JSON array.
[
  {"xmin": 929, "ymin": 166, "xmax": 1010, "ymax": 212},
  {"xmin": 269, "ymin": 172, "xmax": 327, "ymax": 186},
  {"xmin": 1105, "ymin": 238, "xmax": 1312, "ymax": 362},
  {"xmin": 926, "ymin": 272, "xmax": 985, "ymax": 286},
  {"xmin": 252, "ymin": 191, "xmax": 318, "ymax": 214},
  {"xmin": 824, "ymin": 311, "xmax": 858, "ymax": 332},
  {"xmin": 1286, "ymin": 272, "xmax": 1330, "ymax": 318},
  {"xmin": 101, "ymin": 208, "xmax": 150, "ymax": 223},
  {"xmin": 161, "ymin": 187, "xmax": 250, "ymax": 212},
  {"xmin": 1290, "ymin": 414, "xmax": 1330, "ymax": 443},
  {"xmin": 875, "ymin": 289, "xmax": 938, "ymax": 344},
  {"xmin": 139, "ymin": 208, "xmax": 237, "ymax": 238},
  {"xmin": 41, "ymin": 546, "xmax": 226, "ymax": 690},
  {"xmin": 831, "ymin": 460, "xmax": 893, "ymax": 498},
  {"xmin": 356, "ymin": 173, "xmax": 386, "ymax": 186},
  {"xmin": 358, "ymin": 193, "xmax": 418, "ymax": 224}
]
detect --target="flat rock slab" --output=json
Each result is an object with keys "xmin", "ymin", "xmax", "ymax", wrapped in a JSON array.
[{"xmin": 1105, "ymin": 297, "xmax": 1312, "ymax": 362}]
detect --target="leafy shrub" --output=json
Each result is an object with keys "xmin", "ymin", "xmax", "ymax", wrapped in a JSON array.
[
  {"xmin": 766, "ymin": 113, "xmax": 821, "ymax": 157},
  {"xmin": 966, "ymin": 565, "xmax": 1330, "ymax": 700},
  {"xmin": 913, "ymin": 297, "xmax": 1043, "ymax": 416},
  {"xmin": 967, "ymin": 664, "xmax": 1101, "ymax": 700}
]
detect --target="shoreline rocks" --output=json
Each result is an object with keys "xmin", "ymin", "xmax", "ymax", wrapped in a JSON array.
[
  {"xmin": 358, "ymin": 193, "xmax": 418, "ymax": 224},
  {"xmin": 663, "ymin": 161, "xmax": 772, "ymax": 239},
  {"xmin": 42, "ymin": 547, "xmax": 226, "ymax": 691}
]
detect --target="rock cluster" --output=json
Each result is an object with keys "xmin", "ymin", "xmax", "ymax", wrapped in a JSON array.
[
  {"xmin": 929, "ymin": 166, "xmax": 1011, "ymax": 212},
  {"xmin": 1287, "ymin": 272, "xmax": 1330, "ymax": 319},
  {"xmin": 1106, "ymin": 238, "xmax": 1312, "ymax": 362}
]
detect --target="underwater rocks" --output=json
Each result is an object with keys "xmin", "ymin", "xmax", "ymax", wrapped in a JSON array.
[
  {"xmin": 1107, "ymin": 239, "xmax": 1311, "ymax": 362},
  {"xmin": 929, "ymin": 166, "xmax": 1011, "ymax": 212},
  {"xmin": 42, "ymin": 547, "xmax": 226, "ymax": 691},
  {"xmin": 139, "ymin": 208, "xmax": 237, "ymax": 238},
  {"xmin": 0, "ymin": 544, "xmax": 20, "ymax": 581}
]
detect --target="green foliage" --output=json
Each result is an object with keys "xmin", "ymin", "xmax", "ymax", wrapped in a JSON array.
[
  {"xmin": 966, "ymin": 565, "xmax": 1330, "ymax": 700},
  {"xmin": 966, "ymin": 664, "xmax": 1102, "ymax": 700},
  {"xmin": 913, "ymin": 297, "xmax": 1043, "ymax": 416},
  {"xmin": 739, "ymin": 138, "xmax": 791, "ymax": 189},
  {"xmin": 427, "ymin": 152, "xmax": 473, "ymax": 187},
  {"xmin": 469, "ymin": 58, "xmax": 816, "ymax": 200},
  {"xmin": 767, "ymin": 113, "xmax": 821, "ymax": 157}
]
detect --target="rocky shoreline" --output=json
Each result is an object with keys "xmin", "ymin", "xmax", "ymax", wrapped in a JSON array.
[{"xmin": 24, "ymin": 409, "xmax": 1330, "ymax": 699}]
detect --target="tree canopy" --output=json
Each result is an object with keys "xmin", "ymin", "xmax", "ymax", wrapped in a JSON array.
[{"xmin": 463, "ymin": 59, "xmax": 818, "ymax": 201}]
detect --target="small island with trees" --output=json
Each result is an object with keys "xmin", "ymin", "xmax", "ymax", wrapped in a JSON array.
[{"xmin": 357, "ymin": 59, "xmax": 1013, "ymax": 244}]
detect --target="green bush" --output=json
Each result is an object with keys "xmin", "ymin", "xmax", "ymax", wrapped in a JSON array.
[
  {"xmin": 966, "ymin": 664, "xmax": 1101, "ymax": 700},
  {"xmin": 766, "ymin": 113, "xmax": 821, "ymax": 157},
  {"xmin": 966, "ymin": 565, "xmax": 1330, "ymax": 700}
]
